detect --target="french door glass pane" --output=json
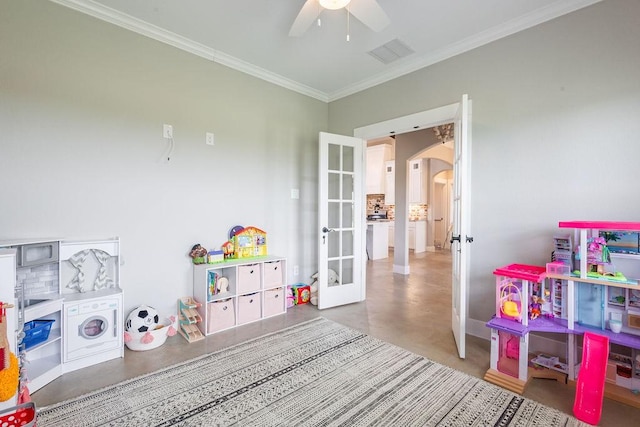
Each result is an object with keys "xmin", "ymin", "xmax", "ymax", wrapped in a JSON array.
[
  {"xmin": 342, "ymin": 230, "xmax": 353, "ymax": 256},
  {"xmin": 327, "ymin": 232, "xmax": 339, "ymax": 258},
  {"xmin": 329, "ymin": 144, "xmax": 340, "ymax": 170},
  {"xmin": 342, "ymin": 145, "xmax": 354, "ymax": 172},
  {"xmin": 328, "ymin": 172, "xmax": 340, "ymax": 199},
  {"xmin": 342, "ymin": 258, "xmax": 353, "ymax": 284},
  {"xmin": 328, "ymin": 201, "xmax": 340, "ymax": 229}
]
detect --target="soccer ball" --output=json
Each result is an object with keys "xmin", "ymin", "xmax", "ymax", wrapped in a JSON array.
[{"xmin": 126, "ymin": 305, "xmax": 160, "ymax": 333}]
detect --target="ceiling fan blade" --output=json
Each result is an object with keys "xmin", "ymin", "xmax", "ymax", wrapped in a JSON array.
[
  {"xmin": 348, "ymin": 0, "xmax": 390, "ymax": 32},
  {"xmin": 289, "ymin": 0, "xmax": 323, "ymax": 37}
]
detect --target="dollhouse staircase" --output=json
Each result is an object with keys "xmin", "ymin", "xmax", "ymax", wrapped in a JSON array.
[{"xmin": 178, "ymin": 297, "xmax": 205, "ymax": 343}]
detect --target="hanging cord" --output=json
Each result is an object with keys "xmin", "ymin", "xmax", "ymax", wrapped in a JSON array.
[
  {"xmin": 162, "ymin": 135, "xmax": 174, "ymax": 163},
  {"xmin": 346, "ymin": 4, "xmax": 350, "ymax": 41}
]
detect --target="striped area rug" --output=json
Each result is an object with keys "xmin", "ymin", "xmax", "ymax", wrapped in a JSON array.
[{"xmin": 37, "ymin": 318, "xmax": 587, "ymax": 426}]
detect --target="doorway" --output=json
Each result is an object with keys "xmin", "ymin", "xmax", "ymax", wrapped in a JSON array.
[
  {"xmin": 364, "ymin": 128, "xmax": 453, "ymax": 268},
  {"xmin": 355, "ymin": 95, "xmax": 472, "ymax": 358}
]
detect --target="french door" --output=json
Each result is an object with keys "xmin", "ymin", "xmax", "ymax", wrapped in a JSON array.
[
  {"xmin": 451, "ymin": 94, "xmax": 472, "ymax": 359},
  {"xmin": 317, "ymin": 132, "xmax": 366, "ymax": 309}
]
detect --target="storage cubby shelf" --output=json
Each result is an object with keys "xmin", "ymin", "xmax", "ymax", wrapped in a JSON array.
[{"xmin": 193, "ymin": 255, "xmax": 287, "ymax": 335}]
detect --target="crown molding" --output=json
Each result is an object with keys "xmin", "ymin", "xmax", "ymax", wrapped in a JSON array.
[
  {"xmin": 327, "ymin": 0, "xmax": 602, "ymax": 101},
  {"xmin": 49, "ymin": 0, "xmax": 600, "ymax": 104},
  {"xmin": 48, "ymin": 0, "xmax": 329, "ymax": 102}
]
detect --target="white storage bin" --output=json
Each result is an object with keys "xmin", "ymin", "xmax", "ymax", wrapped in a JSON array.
[
  {"xmin": 237, "ymin": 264, "xmax": 261, "ymax": 294},
  {"xmin": 263, "ymin": 288, "xmax": 285, "ymax": 317},
  {"xmin": 207, "ymin": 299, "xmax": 235, "ymax": 333},
  {"xmin": 263, "ymin": 260, "xmax": 283, "ymax": 288},
  {"xmin": 237, "ymin": 293, "xmax": 261, "ymax": 324}
]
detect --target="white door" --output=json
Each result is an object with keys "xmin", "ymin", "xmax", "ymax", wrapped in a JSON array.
[
  {"xmin": 318, "ymin": 132, "xmax": 366, "ymax": 309},
  {"xmin": 451, "ymin": 94, "xmax": 472, "ymax": 359}
]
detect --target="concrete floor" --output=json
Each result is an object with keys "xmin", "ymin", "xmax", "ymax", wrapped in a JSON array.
[{"xmin": 33, "ymin": 250, "xmax": 638, "ymax": 425}]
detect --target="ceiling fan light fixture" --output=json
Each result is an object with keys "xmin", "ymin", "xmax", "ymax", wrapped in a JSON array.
[{"xmin": 319, "ymin": 0, "xmax": 351, "ymax": 10}]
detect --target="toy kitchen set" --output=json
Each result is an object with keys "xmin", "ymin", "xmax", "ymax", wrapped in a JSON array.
[{"xmin": 0, "ymin": 238, "xmax": 123, "ymax": 406}]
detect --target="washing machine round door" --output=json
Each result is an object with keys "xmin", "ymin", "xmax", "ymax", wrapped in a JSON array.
[{"xmin": 79, "ymin": 315, "xmax": 108, "ymax": 339}]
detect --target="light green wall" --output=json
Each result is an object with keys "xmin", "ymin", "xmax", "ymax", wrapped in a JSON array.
[
  {"xmin": 3, "ymin": 0, "xmax": 640, "ymax": 328},
  {"xmin": 328, "ymin": 0, "xmax": 640, "ymax": 323},
  {"xmin": 0, "ymin": 0, "xmax": 328, "ymax": 315}
]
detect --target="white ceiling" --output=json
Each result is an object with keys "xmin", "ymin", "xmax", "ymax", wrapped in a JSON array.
[{"xmin": 50, "ymin": 0, "xmax": 600, "ymax": 102}]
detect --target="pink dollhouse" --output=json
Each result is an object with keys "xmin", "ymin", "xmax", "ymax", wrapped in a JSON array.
[{"xmin": 486, "ymin": 221, "xmax": 640, "ymax": 409}]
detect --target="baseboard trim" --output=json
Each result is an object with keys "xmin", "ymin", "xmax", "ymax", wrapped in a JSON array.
[{"xmin": 393, "ymin": 264, "xmax": 410, "ymax": 275}]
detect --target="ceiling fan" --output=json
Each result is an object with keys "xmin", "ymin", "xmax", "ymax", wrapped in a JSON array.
[{"xmin": 289, "ymin": 0, "xmax": 390, "ymax": 37}]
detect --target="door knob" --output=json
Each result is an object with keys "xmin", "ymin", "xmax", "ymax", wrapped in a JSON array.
[{"xmin": 450, "ymin": 235, "xmax": 461, "ymax": 244}]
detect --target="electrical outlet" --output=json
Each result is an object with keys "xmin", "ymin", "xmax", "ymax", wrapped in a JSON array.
[
  {"xmin": 206, "ymin": 132, "xmax": 215, "ymax": 146},
  {"xmin": 293, "ymin": 265, "xmax": 299, "ymax": 276},
  {"xmin": 163, "ymin": 124, "xmax": 173, "ymax": 138}
]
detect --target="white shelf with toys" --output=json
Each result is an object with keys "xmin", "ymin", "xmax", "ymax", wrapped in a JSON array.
[{"xmin": 192, "ymin": 255, "xmax": 287, "ymax": 335}]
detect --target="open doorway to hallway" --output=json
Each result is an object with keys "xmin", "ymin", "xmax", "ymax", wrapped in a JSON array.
[{"xmin": 364, "ymin": 124, "xmax": 453, "ymax": 268}]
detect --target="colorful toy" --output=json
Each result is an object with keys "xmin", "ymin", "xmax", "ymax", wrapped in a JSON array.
[
  {"xmin": 124, "ymin": 305, "xmax": 177, "ymax": 351},
  {"xmin": 207, "ymin": 250, "xmax": 224, "ymax": 264},
  {"xmin": 189, "ymin": 244, "xmax": 208, "ymax": 264},
  {"xmin": 178, "ymin": 297, "xmax": 205, "ymax": 342},
  {"xmin": 573, "ymin": 332, "xmax": 609, "ymax": 425},
  {"xmin": 0, "ymin": 303, "xmax": 18, "ymax": 402},
  {"xmin": 222, "ymin": 226, "xmax": 267, "ymax": 259},
  {"xmin": 208, "ymin": 271, "xmax": 231, "ymax": 301},
  {"xmin": 124, "ymin": 316, "xmax": 177, "ymax": 351},
  {"xmin": 499, "ymin": 280, "xmax": 523, "ymax": 321},
  {"xmin": 125, "ymin": 305, "xmax": 160, "ymax": 333},
  {"xmin": 293, "ymin": 284, "xmax": 311, "ymax": 305},
  {"xmin": 485, "ymin": 264, "xmax": 551, "ymax": 394},
  {"xmin": 222, "ymin": 240, "xmax": 235, "ymax": 259},
  {"xmin": 529, "ymin": 295, "xmax": 543, "ymax": 320},
  {"xmin": 286, "ymin": 286, "xmax": 296, "ymax": 308},
  {"xmin": 0, "ymin": 302, "xmax": 14, "ymax": 370}
]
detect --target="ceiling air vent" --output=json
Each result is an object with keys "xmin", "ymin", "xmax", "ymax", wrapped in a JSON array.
[{"xmin": 367, "ymin": 39, "xmax": 415, "ymax": 64}]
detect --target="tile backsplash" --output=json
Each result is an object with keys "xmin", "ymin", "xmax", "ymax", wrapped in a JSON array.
[
  {"xmin": 17, "ymin": 263, "xmax": 59, "ymax": 297},
  {"xmin": 366, "ymin": 194, "xmax": 427, "ymax": 221},
  {"xmin": 409, "ymin": 204, "xmax": 428, "ymax": 221}
]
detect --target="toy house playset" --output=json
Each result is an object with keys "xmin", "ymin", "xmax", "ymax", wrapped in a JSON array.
[{"xmin": 485, "ymin": 221, "xmax": 640, "ymax": 415}]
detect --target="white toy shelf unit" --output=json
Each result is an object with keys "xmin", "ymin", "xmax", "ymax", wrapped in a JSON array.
[{"xmin": 192, "ymin": 255, "xmax": 287, "ymax": 336}]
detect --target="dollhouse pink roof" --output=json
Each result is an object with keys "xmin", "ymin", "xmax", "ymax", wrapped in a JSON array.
[
  {"xmin": 493, "ymin": 264, "xmax": 546, "ymax": 282},
  {"xmin": 559, "ymin": 221, "xmax": 640, "ymax": 230}
]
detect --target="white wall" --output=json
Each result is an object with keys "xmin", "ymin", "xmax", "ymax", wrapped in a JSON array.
[
  {"xmin": 328, "ymin": 0, "xmax": 640, "ymax": 322},
  {"xmin": 0, "ymin": 1, "xmax": 328, "ymax": 316}
]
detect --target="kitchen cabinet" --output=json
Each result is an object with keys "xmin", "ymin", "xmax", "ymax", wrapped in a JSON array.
[
  {"xmin": 367, "ymin": 222, "xmax": 389, "ymax": 260},
  {"xmin": 409, "ymin": 221, "xmax": 426, "ymax": 253},
  {"xmin": 388, "ymin": 222, "xmax": 395, "ymax": 248},
  {"xmin": 366, "ymin": 144, "xmax": 393, "ymax": 194},
  {"xmin": 385, "ymin": 161, "xmax": 395, "ymax": 205},
  {"xmin": 409, "ymin": 159, "xmax": 427, "ymax": 203}
]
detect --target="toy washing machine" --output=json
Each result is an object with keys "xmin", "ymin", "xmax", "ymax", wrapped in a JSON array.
[{"xmin": 63, "ymin": 290, "xmax": 123, "ymax": 372}]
